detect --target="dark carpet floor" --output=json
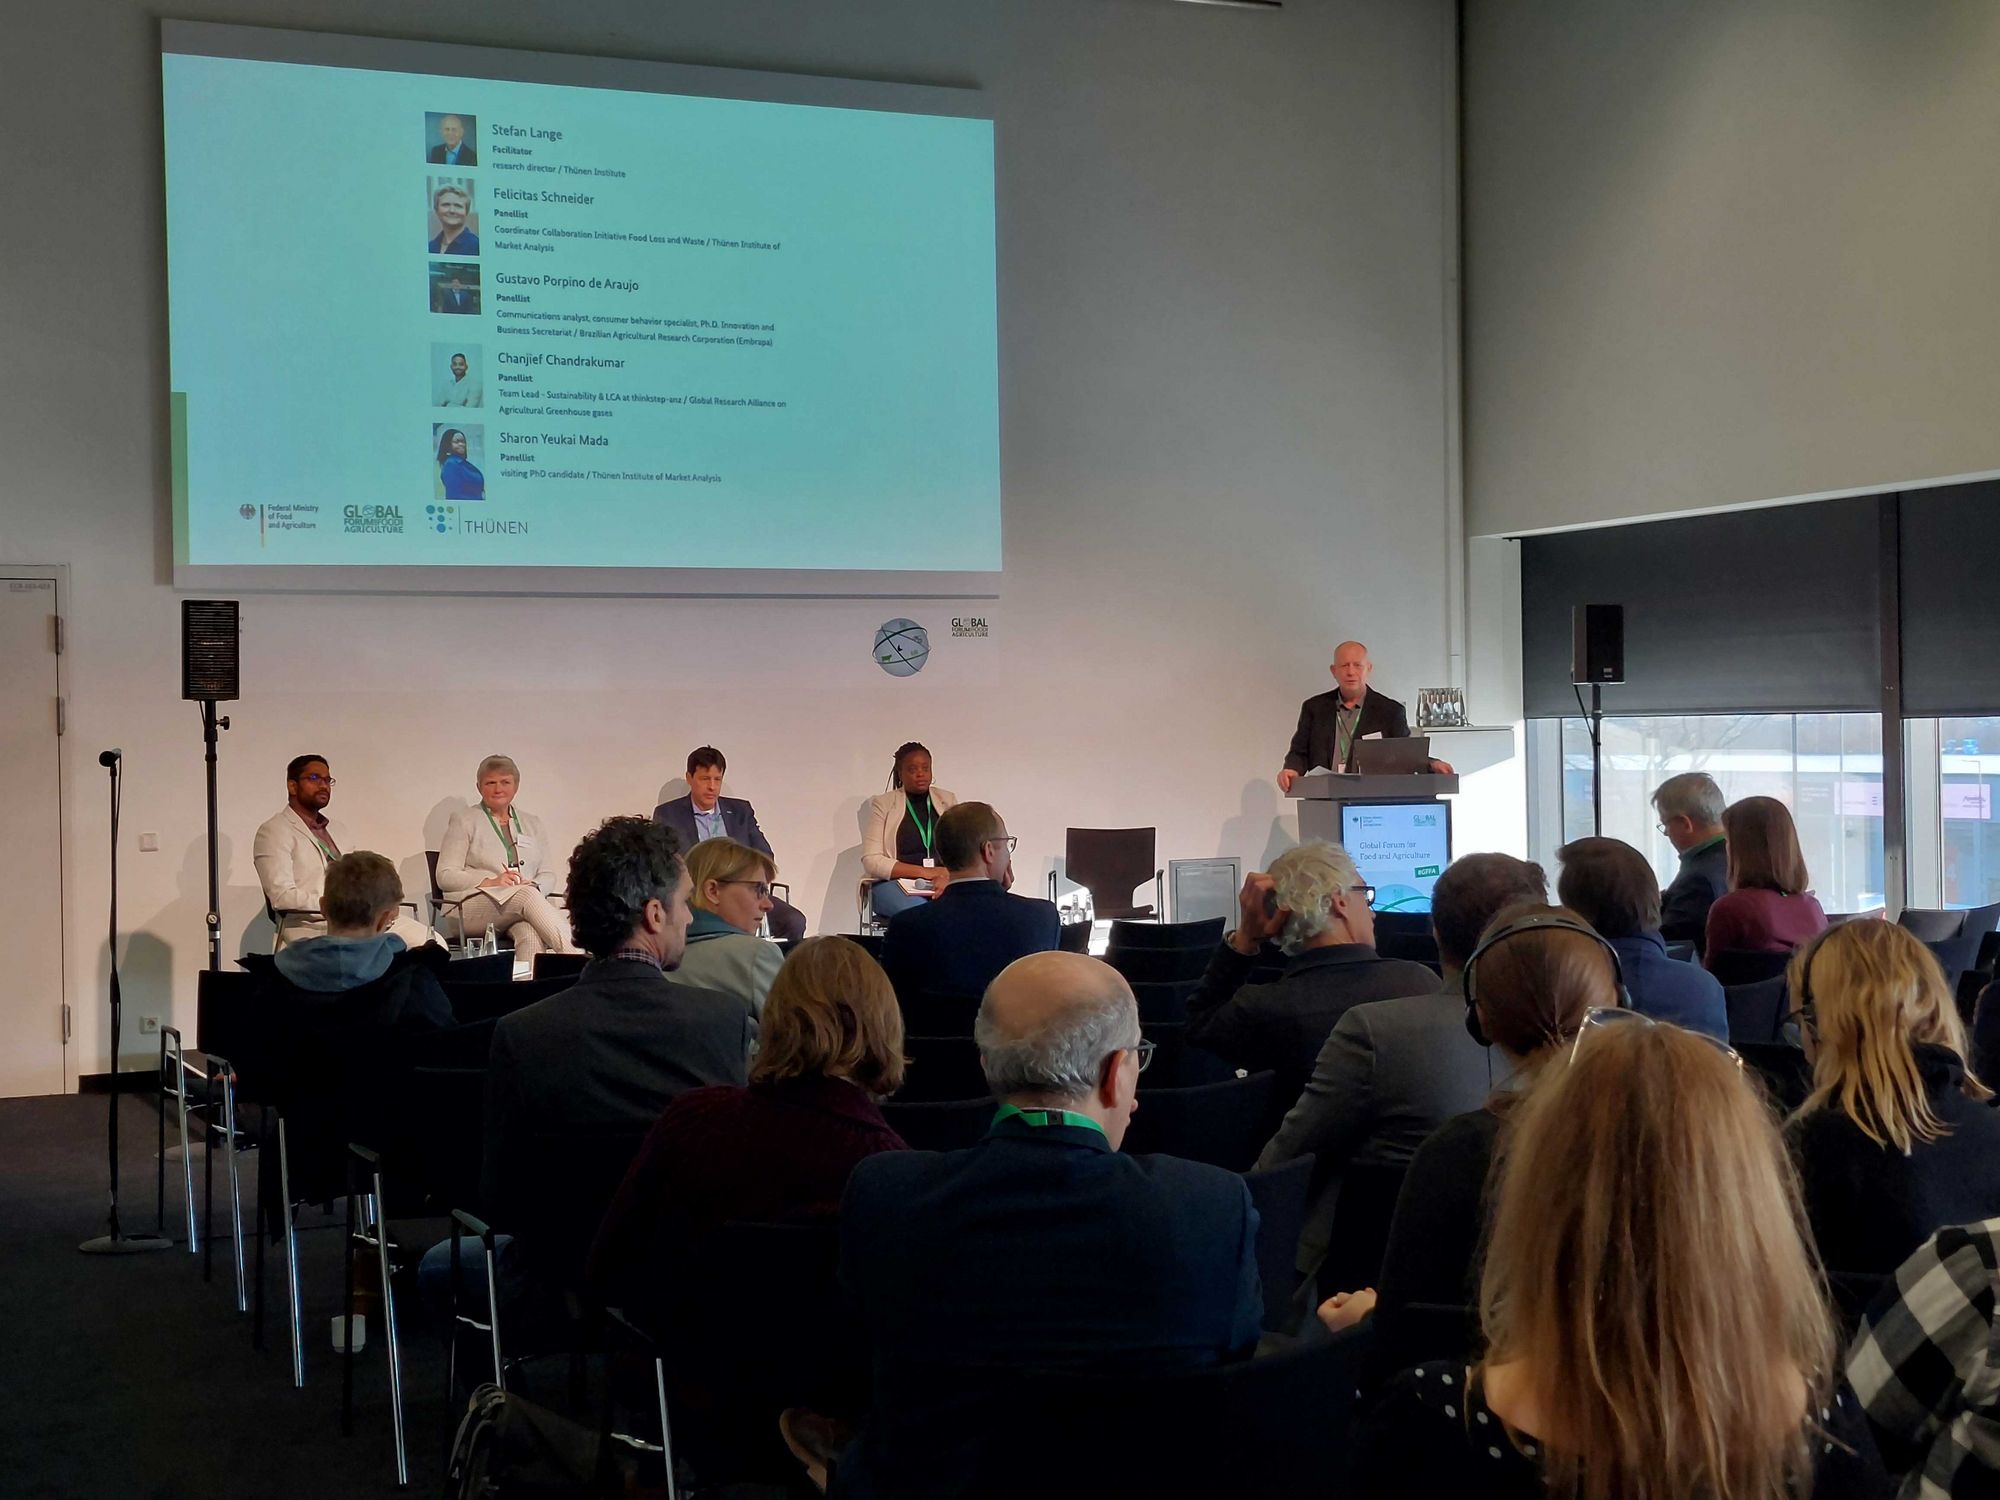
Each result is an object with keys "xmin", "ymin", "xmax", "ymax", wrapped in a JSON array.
[{"xmin": 3, "ymin": 1092, "xmax": 454, "ymax": 1499}]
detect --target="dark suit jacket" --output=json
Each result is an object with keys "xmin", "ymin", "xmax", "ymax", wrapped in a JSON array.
[
  {"xmin": 879, "ymin": 879, "xmax": 1060, "ymax": 1006},
  {"xmin": 1607, "ymin": 930, "xmax": 1727, "ymax": 1040},
  {"xmin": 1660, "ymin": 836, "xmax": 1728, "ymax": 953},
  {"xmin": 1185, "ymin": 941, "xmax": 1441, "ymax": 1095},
  {"xmin": 652, "ymin": 794, "xmax": 774, "ymax": 858},
  {"xmin": 428, "ymin": 143, "xmax": 477, "ymax": 165},
  {"xmin": 833, "ymin": 1115, "xmax": 1263, "ymax": 1499},
  {"xmin": 481, "ymin": 956, "xmax": 755, "ymax": 1217},
  {"xmin": 1283, "ymin": 688, "xmax": 1411, "ymax": 775}
]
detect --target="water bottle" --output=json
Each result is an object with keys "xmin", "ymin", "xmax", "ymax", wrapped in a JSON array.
[{"xmin": 483, "ymin": 922, "xmax": 498, "ymax": 957}]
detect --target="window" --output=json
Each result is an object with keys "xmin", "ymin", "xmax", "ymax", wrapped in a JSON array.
[
  {"xmin": 1535, "ymin": 713, "xmax": 1886, "ymax": 915},
  {"xmin": 1938, "ymin": 717, "xmax": 2000, "ymax": 909}
]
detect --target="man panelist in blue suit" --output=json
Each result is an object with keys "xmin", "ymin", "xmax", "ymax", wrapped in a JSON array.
[
  {"xmin": 652, "ymin": 746, "xmax": 806, "ymax": 942},
  {"xmin": 879, "ymin": 802, "xmax": 1059, "ymax": 1012}
]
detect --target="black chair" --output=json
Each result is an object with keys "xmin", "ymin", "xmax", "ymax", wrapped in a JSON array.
[
  {"xmin": 1057, "ymin": 919, "xmax": 1092, "ymax": 954},
  {"xmin": 1319, "ymin": 1161, "xmax": 1408, "ymax": 1300},
  {"xmin": 1707, "ymin": 948, "xmax": 1792, "ymax": 987},
  {"xmin": 986, "ymin": 1326, "xmax": 1367, "ymax": 1500},
  {"xmin": 1979, "ymin": 930, "xmax": 2000, "ymax": 976},
  {"xmin": 1663, "ymin": 939, "xmax": 1698, "ymax": 964},
  {"xmin": 1243, "ymin": 1154, "xmax": 1314, "ymax": 1332},
  {"xmin": 1898, "ymin": 906, "xmax": 1977, "ymax": 942},
  {"xmin": 405, "ymin": 1065, "xmax": 488, "ymax": 1216},
  {"xmin": 1373, "ymin": 911, "xmax": 1440, "ymax": 969},
  {"xmin": 902, "ymin": 991, "xmax": 982, "ymax": 1038},
  {"xmin": 1130, "ymin": 977, "xmax": 1198, "ymax": 1025},
  {"xmin": 1956, "ymin": 968, "xmax": 1991, "ymax": 1030},
  {"xmin": 531, "ymin": 951, "xmax": 590, "ymax": 981},
  {"xmin": 425, "ymin": 849, "xmax": 482, "ymax": 946},
  {"xmin": 506, "ymin": 1121, "xmax": 655, "ymax": 1299},
  {"xmin": 1106, "ymin": 916, "xmax": 1225, "ymax": 952},
  {"xmin": 1106, "ymin": 946, "xmax": 1211, "ymax": 985},
  {"xmin": 1373, "ymin": 1300, "xmax": 1479, "ymax": 1382},
  {"xmin": 898, "ymin": 1036, "xmax": 992, "ymax": 1104},
  {"xmin": 881, "ymin": 1096, "xmax": 995, "ymax": 1153},
  {"xmin": 441, "ymin": 973, "xmax": 575, "ymax": 1025},
  {"xmin": 1738, "ymin": 1041, "xmax": 1812, "ymax": 1113},
  {"xmin": 443, "ymin": 950, "xmax": 514, "ymax": 984},
  {"xmin": 1724, "ymin": 975, "xmax": 1790, "ymax": 1046},
  {"xmin": 1141, "ymin": 1021, "xmax": 1241, "ymax": 1089},
  {"xmin": 1123, "ymin": 1072, "xmax": 1281, "ymax": 1171},
  {"xmin": 1064, "ymin": 827, "xmax": 1162, "ymax": 920},
  {"xmin": 406, "ymin": 1018, "xmax": 498, "ymax": 1069},
  {"xmin": 848, "ymin": 931, "xmax": 885, "ymax": 958}
]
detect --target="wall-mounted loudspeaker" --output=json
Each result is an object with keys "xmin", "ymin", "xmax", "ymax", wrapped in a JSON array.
[
  {"xmin": 181, "ymin": 599, "xmax": 240, "ymax": 701},
  {"xmin": 1571, "ymin": 604, "xmax": 1624, "ymax": 686}
]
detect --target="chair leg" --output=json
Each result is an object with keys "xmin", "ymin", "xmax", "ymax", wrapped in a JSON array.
[
  {"xmin": 171, "ymin": 1035, "xmax": 199, "ymax": 1253},
  {"xmin": 342, "ymin": 1184, "xmax": 357, "ymax": 1437},
  {"xmin": 222, "ymin": 1069, "xmax": 246, "ymax": 1313},
  {"xmin": 279, "ymin": 1117, "xmax": 304, "ymax": 1387},
  {"xmin": 655, "ymin": 1358, "xmax": 679, "ymax": 1500},
  {"xmin": 203, "ymin": 1072, "xmax": 215, "ymax": 1283},
  {"xmin": 373, "ymin": 1173, "xmax": 409, "ymax": 1487}
]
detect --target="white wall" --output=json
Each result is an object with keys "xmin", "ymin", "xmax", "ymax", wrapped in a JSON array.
[
  {"xmin": 1462, "ymin": 0, "xmax": 2000, "ymax": 537},
  {"xmin": 0, "ymin": 0, "xmax": 1471, "ymax": 1079}
]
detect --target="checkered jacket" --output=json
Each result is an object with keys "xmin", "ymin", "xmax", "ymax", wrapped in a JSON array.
[{"xmin": 1848, "ymin": 1217, "xmax": 2000, "ymax": 1498}]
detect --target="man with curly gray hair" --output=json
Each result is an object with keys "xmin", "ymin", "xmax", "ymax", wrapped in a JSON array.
[
  {"xmin": 816, "ymin": 951, "xmax": 1264, "ymax": 1495},
  {"xmin": 1185, "ymin": 840, "xmax": 1440, "ymax": 1094}
]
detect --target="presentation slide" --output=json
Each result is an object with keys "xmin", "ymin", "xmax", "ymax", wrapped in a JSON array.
[
  {"xmin": 1341, "ymin": 802, "xmax": 1452, "ymax": 914},
  {"xmin": 162, "ymin": 27, "xmax": 1000, "ymax": 587}
]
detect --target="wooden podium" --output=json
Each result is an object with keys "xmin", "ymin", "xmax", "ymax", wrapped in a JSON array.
[{"xmin": 1286, "ymin": 773, "xmax": 1459, "ymax": 845}]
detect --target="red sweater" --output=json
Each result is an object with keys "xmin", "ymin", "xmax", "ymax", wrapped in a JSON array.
[{"xmin": 1703, "ymin": 888, "xmax": 1828, "ymax": 968}]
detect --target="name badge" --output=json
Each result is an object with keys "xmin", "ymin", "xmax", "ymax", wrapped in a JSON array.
[{"xmin": 922, "ymin": 857, "xmax": 935, "ymax": 868}]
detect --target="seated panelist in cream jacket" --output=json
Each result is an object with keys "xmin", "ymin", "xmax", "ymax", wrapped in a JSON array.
[
  {"xmin": 862, "ymin": 741, "xmax": 958, "ymax": 921},
  {"xmin": 434, "ymin": 754, "xmax": 573, "ymax": 958}
]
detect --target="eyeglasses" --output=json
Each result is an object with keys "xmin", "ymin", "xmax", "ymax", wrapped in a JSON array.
[
  {"xmin": 1350, "ymin": 884, "xmax": 1378, "ymax": 910},
  {"xmin": 1131, "ymin": 1039, "xmax": 1157, "ymax": 1073},
  {"xmin": 985, "ymin": 836, "xmax": 1020, "ymax": 853},
  {"xmin": 299, "ymin": 774, "xmax": 335, "ymax": 786},
  {"xmin": 1784, "ymin": 1003, "xmax": 1819, "ymax": 1041},
  {"xmin": 1567, "ymin": 1005, "xmax": 1742, "ymax": 1070},
  {"xmin": 720, "ymin": 880, "xmax": 774, "ymax": 900}
]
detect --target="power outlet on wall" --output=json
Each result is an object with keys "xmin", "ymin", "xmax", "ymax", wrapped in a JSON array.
[
  {"xmin": 138, "ymin": 1015, "xmax": 159, "ymax": 1035},
  {"xmin": 138, "ymin": 832, "xmax": 159, "ymax": 852}
]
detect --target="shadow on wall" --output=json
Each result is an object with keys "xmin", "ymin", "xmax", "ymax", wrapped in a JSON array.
[
  {"xmin": 1220, "ymin": 779, "xmax": 1294, "ymax": 871},
  {"xmin": 100, "ymin": 930, "xmax": 174, "ymax": 1070},
  {"xmin": 793, "ymin": 797, "xmax": 870, "ymax": 937}
]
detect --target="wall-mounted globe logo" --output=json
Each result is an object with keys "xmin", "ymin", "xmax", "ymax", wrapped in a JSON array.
[{"xmin": 873, "ymin": 618, "xmax": 930, "ymax": 677}]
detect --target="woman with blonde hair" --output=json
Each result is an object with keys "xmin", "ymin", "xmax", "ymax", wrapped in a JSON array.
[
  {"xmin": 433, "ymin": 754, "xmax": 572, "ymax": 958},
  {"xmin": 588, "ymin": 936, "xmax": 909, "ymax": 1311},
  {"xmin": 1705, "ymin": 795, "xmax": 1828, "ymax": 971},
  {"xmin": 674, "ymin": 836, "xmax": 786, "ymax": 1015},
  {"xmin": 1788, "ymin": 918, "xmax": 2000, "ymax": 1276},
  {"xmin": 1358, "ymin": 1020, "xmax": 1887, "ymax": 1499}
]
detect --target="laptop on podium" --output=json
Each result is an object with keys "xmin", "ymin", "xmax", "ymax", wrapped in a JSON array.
[{"xmin": 1351, "ymin": 736, "xmax": 1433, "ymax": 775}]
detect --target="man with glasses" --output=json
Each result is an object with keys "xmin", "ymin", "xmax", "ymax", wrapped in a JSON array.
[
  {"xmin": 1186, "ymin": 840, "xmax": 1439, "ymax": 1097},
  {"xmin": 253, "ymin": 754, "xmax": 435, "ymax": 950},
  {"xmin": 1651, "ymin": 771, "xmax": 1729, "ymax": 956},
  {"xmin": 653, "ymin": 746, "xmax": 806, "ymax": 941},
  {"xmin": 793, "ymin": 951, "xmax": 1262, "ymax": 1494},
  {"xmin": 879, "ymin": 801, "xmax": 1059, "ymax": 1013}
]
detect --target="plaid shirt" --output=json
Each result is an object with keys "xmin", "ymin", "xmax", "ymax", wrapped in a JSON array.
[{"xmin": 1848, "ymin": 1217, "xmax": 2000, "ymax": 1498}]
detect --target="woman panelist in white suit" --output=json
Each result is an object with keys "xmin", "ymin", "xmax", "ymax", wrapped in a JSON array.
[
  {"xmin": 862, "ymin": 741, "xmax": 959, "ymax": 921},
  {"xmin": 435, "ymin": 754, "xmax": 573, "ymax": 958}
]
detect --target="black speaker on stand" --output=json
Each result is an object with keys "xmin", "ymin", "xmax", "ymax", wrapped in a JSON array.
[
  {"xmin": 183, "ymin": 600, "xmax": 239, "ymax": 973},
  {"xmin": 1570, "ymin": 604, "xmax": 1625, "ymax": 836}
]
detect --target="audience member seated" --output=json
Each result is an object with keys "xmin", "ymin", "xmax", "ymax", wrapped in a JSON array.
[
  {"xmin": 435, "ymin": 753, "xmax": 575, "ymax": 960},
  {"xmin": 1557, "ymin": 835, "xmax": 1727, "ymax": 1040},
  {"xmin": 1257, "ymin": 852, "xmax": 1548, "ymax": 1296},
  {"xmin": 1355, "ymin": 1018, "xmax": 1886, "ymax": 1499},
  {"xmin": 252, "ymin": 752, "xmax": 434, "ymax": 950},
  {"xmin": 1320, "ymin": 904, "xmax": 1616, "ymax": 1335},
  {"xmin": 653, "ymin": 745, "xmax": 806, "ymax": 942},
  {"xmin": 1652, "ymin": 770, "xmax": 1729, "ymax": 956},
  {"xmin": 1184, "ymin": 842, "xmax": 1438, "ymax": 1094},
  {"xmin": 419, "ymin": 815, "xmax": 754, "ymax": 1318},
  {"xmin": 878, "ymin": 802, "xmax": 1058, "ymax": 1011},
  {"xmin": 1705, "ymin": 794, "xmax": 1828, "ymax": 971},
  {"xmin": 1787, "ymin": 920, "xmax": 2000, "ymax": 1277},
  {"xmin": 787, "ymin": 951, "xmax": 1262, "ymax": 1496},
  {"xmin": 588, "ymin": 935, "xmax": 908, "ymax": 1324},
  {"xmin": 675, "ymin": 837, "xmax": 786, "ymax": 1016},
  {"xmin": 1848, "ymin": 1216, "xmax": 2000, "ymax": 1497},
  {"xmin": 860, "ymin": 742, "xmax": 958, "ymax": 921}
]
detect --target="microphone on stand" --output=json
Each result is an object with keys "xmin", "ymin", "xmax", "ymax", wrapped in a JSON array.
[{"xmin": 98, "ymin": 748, "xmax": 122, "ymax": 767}]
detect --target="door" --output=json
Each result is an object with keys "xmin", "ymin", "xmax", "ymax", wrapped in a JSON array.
[{"xmin": 0, "ymin": 576, "xmax": 65, "ymax": 1095}]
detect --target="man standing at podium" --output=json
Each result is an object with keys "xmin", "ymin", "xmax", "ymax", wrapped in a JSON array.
[{"xmin": 1277, "ymin": 641, "xmax": 1452, "ymax": 791}]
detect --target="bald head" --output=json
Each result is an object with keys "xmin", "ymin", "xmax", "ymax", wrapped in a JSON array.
[
  {"xmin": 1331, "ymin": 640, "xmax": 1373, "ymax": 700},
  {"xmin": 976, "ymin": 952, "xmax": 1140, "ymax": 1106}
]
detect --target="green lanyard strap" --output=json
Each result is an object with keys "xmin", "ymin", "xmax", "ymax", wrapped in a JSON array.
[
  {"xmin": 483, "ymin": 804, "xmax": 521, "ymax": 868},
  {"xmin": 906, "ymin": 794, "xmax": 937, "ymax": 855},
  {"xmin": 992, "ymin": 1104, "xmax": 1107, "ymax": 1139}
]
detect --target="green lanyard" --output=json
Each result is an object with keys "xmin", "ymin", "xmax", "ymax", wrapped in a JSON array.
[
  {"xmin": 907, "ymin": 793, "xmax": 937, "ymax": 856},
  {"xmin": 1335, "ymin": 694, "xmax": 1364, "ymax": 769},
  {"xmin": 992, "ymin": 1104, "xmax": 1107, "ymax": 1139},
  {"xmin": 483, "ymin": 804, "xmax": 521, "ymax": 867}
]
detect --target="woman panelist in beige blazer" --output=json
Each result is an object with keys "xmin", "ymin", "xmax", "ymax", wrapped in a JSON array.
[
  {"xmin": 435, "ymin": 754, "xmax": 573, "ymax": 958},
  {"xmin": 862, "ymin": 741, "xmax": 958, "ymax": 921}
]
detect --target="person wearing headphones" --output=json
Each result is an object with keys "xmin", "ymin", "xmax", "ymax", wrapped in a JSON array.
[
  {"xmin": 860, "ymin": 742, "xmax": 958, "ymax": 921},
  {"xmin": 1316, "ymin": 904, "xmax": 1622, "ymax": 1335}
]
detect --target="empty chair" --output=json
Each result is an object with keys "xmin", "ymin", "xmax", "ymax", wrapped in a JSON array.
[
  {"xmin": 848, "ymin": 930, "xmax": 886, "ymax": 959},
  {"xmin": 1105, "ymin": 916, "xmax": 1225, "ymax": 952},
  {"xmin": 1706, "ymin": 947, "xmax": 1792, "ymax": 987},
  {"xmin": 880, "ymin": 1096, "xmax": 995, "ymax": 1154},
  {"xmin": 1105, "ymin": 946, "xmax": 1210, "ymax": 985},
  {"xmin": 406, "ymin": 1065, "xmax": 488, "ymax": 1216},
  {"xmin": 406, "ymin": 1018, "xmax": 498, "ymax": 1069},
  {"xmin": 896, "ymin": 1036, "xmax": 991, "ymax": 1104},
  {"xmin": 1372, "ymin": 911, "xmax": 1441, "ymax": 969},
  {"xmin": 443, "ymin": 950, "xmax": 514, "ymax": 984},
  {"xmin": 440, "ymin": 974, "xmax": 575, "ymax": 1025},
  {"xmin": 1319, "ymin": 1160, "xmax": 1408, "ymax": 1301},
  {"xmin": 1130, "ymin": 978, "xmax": 1198, "ymax": 1025},
  {"xmin": 1724, "ymin": 975, "xmax": 1790, "ymax": 1046},
  {"xmin": 1141, "ymin": 1021, "xmax": 1241, "ymax": 1089},
  {"xmin": 1900, "ymin": 903, "xmax": 2000, "ymax": 990},
  {"xmin": 1122, "ymin": 1072, "xmax": 1281, "ymax": 1172},
  {"xmin": 530, "ymin": 951, "xmax": 589, "ymax": 981},
  {"xmin": 1898, "ymin": 907, "xmax": 1975, "ymax": 942},
  {"xmin": 1243, "ymin": 1154, "xmax": 1314, "ymax": 1332},
  {"xmin": 1056, "ymin": 919, "xmax": 1091, "ymax": 954},
  {"xmin": 507, "ymin": 1121, "xmax": 655, "ymax": 1299},
  {"xmin": 1064, "ymin": 827, "xmax": 1161, "ymax": 920}
]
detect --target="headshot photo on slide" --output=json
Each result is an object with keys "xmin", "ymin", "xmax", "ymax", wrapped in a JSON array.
[
  {"xmin": 425, "ymin": 110, "xmax": 477, "ymax": 166},
  {"xmin": 427, "ymin": 178, "xmax": 479, "ymax": 256},
  {"xmin": 433, "ymin": 424, "xmax": 486, "ymax": 501},
  {"xmin": 432, "ymin": 344, "xmax": 483, "ymax": 408},
  {"xmin": 429, "ymin": 261, "xmax": 481, "ymax": 315}
]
